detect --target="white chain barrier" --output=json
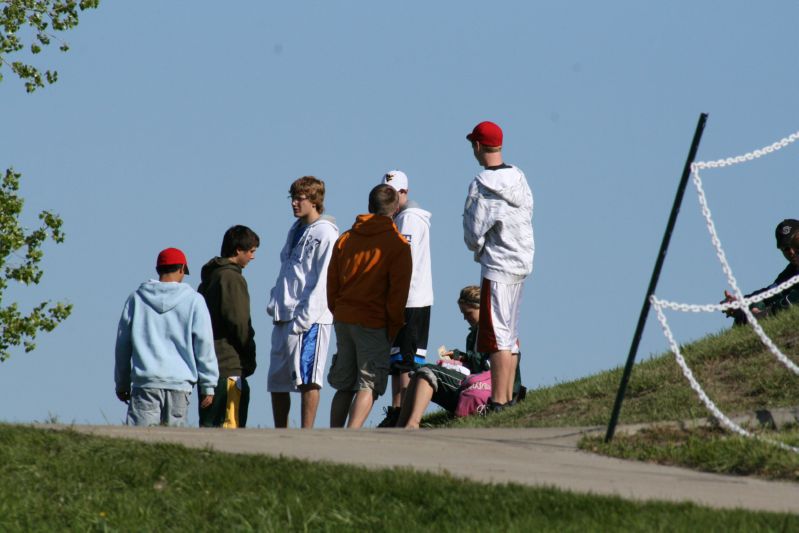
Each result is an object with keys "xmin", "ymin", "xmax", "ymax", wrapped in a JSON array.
[
  {"xmin": 653, "ymin": 272, "xmax": 799, "ymax": 313},
  {"xmin": 693, "ymin": 131, "xmax": 799, "ymax": 170},
  {"xmin": 650, "ymin": 129, "xmax": 799, "ymax": 453},
  {"xmin": 690, "ymin": 159, "xmax": 799, "ymax": 376},
  {"xmin": 652, "ymin": 298, "xmax": 799, "ymax": 453}
]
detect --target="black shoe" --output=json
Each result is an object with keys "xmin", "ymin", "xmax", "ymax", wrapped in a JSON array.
[
  {"xmin": 377, "ymin": 406, "xmax": 401, "ymax": 428},
  {"xmin": 487, "ymin": 400, "xmax": 506, "ymax": 414}
]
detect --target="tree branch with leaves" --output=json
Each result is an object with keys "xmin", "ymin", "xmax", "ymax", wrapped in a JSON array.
[
  {"xmin": 1, "ymin": 0, "xmax": 98, "ymax": 361},
  {"xmin": 1, "ymin": 0, "xmax": 99, "ymax": 92}
]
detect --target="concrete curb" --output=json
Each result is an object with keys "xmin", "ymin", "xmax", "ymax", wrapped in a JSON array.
[
  {"xmin": 608, "ymin": 405, "xmax": 799, "ymax": 436},
  {"xmin": 35, "ymin": 423, "xmax": 799, "ymax": 515}
]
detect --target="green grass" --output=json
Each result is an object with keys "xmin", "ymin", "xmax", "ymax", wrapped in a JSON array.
[
  {"xmin": 1, "ymin": 424, "xmax": 796, "ymax": 532},
  {"xmin": 580, "ymin": 426, "xmax": 799, "ymax": 481},
  {"xmin": 426, "ymin": 305, "xmax": 799, "ymax": 429}
]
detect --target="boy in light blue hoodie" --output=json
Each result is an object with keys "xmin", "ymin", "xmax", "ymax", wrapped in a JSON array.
[{"xmin": 115, "ymin": 247, "xmax": 219, "ymax": 426}]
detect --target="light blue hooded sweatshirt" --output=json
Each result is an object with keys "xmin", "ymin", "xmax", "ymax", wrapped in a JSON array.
[{"xmin": 115, "ymin": 280, "xmax": 219, "ymax": 395}]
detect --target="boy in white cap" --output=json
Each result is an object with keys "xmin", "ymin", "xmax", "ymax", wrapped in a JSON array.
[
  {"xmin": 463, "ymin": 121, "xmax": 534, "ymax": 413},
  {"xmin": 376, "ymin": 169, "xmax": 434, "ymax": 427},
  {"xmin": 115, "ymin": 248, "xmax": 219, "ymax": 426}
]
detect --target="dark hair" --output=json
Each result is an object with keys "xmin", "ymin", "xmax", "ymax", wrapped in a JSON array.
[
  {"xmin": 220, "ymin": 225, "xmax": 260, "ymax": 258},
  {"xmin": 156, "ymin": 264, "xmax": 183, "ymax": 276},
  {"xmin": 290, "ymin": 176, "xmax": 326, "ymax": 214},
  {"xmin": 368, "ymin": 184, "xmax": 398, "ymax": 216}
]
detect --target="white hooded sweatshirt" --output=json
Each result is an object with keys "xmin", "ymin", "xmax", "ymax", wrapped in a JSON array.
[
  {"xmin": 463, "ymin": 164, "xmax": 534, "ymax": 283},
  {"xmin": 395, "ymin": 201, "xmax": 434, "ymax": 307},
  {"xmin": 267, "ymin": 215, "xmax": 339, "ymax": 333}
]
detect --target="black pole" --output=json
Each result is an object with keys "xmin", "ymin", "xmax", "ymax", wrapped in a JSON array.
[{"xmin": 605, "ymin": 113, "xmax": 708, "ymax": 443}]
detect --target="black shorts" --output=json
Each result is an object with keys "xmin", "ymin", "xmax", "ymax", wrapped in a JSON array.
[
  {"xmin": 389, "ymin": 306, "xmax": 431, "ymax": 374},
  {"xmin": 413, "ymin": 364, "xmax": 467, "ymax": 412}
]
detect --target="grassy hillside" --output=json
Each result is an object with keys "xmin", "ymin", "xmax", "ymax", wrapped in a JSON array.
[
  {"xmin": 1, "ymin": 424, "xmax": 796, "ymax": 531},
  {"xmin": 2, "ymin": 310, "xmax": 798, "ymax": 528},
  {"xmin": 422, "ymin": 306, "xmax": 799, "ymax": 482},
  {"xmin": 428, "ymin": 305, "xmax": 799, "ymax": 429}
]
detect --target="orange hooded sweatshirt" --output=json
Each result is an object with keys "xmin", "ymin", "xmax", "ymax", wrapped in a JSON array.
[{"xmin": 327, "ymin": 214, "xmax": 412, "ymax": 341}]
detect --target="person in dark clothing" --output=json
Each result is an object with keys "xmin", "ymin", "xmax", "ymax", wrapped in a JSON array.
[
  {"xmin": 723, "ymin": 219, "xmax": 799, "ymax": 325},
  {"xmin": 197, "ymin": 225, "xmax": 260, "ymax": 428}
]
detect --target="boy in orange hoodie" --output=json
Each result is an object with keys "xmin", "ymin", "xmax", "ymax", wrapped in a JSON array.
[{"xmin": 327, "ymin": 184, "xmax": 412, "ymax": 428}]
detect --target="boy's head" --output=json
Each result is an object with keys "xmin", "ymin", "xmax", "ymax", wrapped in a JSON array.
[
  {"xmin": 466, "ymin": 121, "xmax": 503, "ymax": 149},
  {"xmin": 289, "ymin": 176, "xmax": 326, "ymax": 215},
  {"xmin": 220, "ymin": 225, "xmax": 260, "ymax": 268},
  {"xmin": 380, "ymin": 170, "xmax": 409, "ymax": 209},
  {"xmin": 368, "ymin": 184, "xmax": 399, "ymax": 217},
  {"xmin": 156, "ymin": 247, "xmax": 189, "ymax": 280},
  {"xmin": 467, "ymin": 121, "xmax": 503, "ymax": 166},
  {"xmin": 776, "ymin": 219, "xmax": 799, "ymax": 267}
]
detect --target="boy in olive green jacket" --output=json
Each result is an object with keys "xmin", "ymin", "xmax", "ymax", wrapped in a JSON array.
[{"xmin": 198, "ymin": 225, "xmax": 260, "ymax": 428}]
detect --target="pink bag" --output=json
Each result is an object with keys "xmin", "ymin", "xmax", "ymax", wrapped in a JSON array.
[{"xmin": 454, "ymin": 370, "xmax": 492, "ymax": 417}]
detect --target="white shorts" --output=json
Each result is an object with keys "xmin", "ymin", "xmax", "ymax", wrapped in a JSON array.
[
  {"xmin": 477, "ymin": 278, "xmax": 524, "ymax": 353},
  {"xmin": 267, "ymin": 322, "xmax": 331, "ymax": 392}
]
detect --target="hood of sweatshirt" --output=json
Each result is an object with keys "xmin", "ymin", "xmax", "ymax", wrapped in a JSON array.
[
  {"xmin": 136, "ymin": 280, "xmax": 197, "ymax": 314},
  {"xmin": 350, "ymin": 213, "xmax": 399, "ymax": 237},
  {"xmin": 398, "ymin": 201, "xmax": 432, "ymax": 226},
  {"xmin": 294, "ymin": 214, "xmax": 339, "ymax": 235},
  {"xmin": 475, "ymin": 166, "xmax": 530, "ymax": 208},
  {"xmin": 200, "ymin": 257, "xmax": 242, "ymax": 287},
  {"xmin": 316, "ymin": 214, "xmax": 337, "ymax": 228}
]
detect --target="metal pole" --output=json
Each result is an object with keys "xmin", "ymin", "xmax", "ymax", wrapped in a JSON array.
[{"xmin": 605, "ymin": 113, "xmax": 708, "ymax": 443}]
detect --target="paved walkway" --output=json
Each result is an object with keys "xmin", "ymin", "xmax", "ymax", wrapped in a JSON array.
[{"xmin": 57, "ymin": 425, "xmax": 799, "ymax": 514}]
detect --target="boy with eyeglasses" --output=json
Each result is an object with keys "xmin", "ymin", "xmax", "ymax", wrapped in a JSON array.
[{"xmin": 267, "ymin": 176, "xmax": 339, "ymax": 428}]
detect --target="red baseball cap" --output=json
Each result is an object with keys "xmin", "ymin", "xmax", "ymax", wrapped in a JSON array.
[
  {"xmin": 466, "ymin": 121, "xmax": 503, "ymax": 147},
  {"xmin": 156, "ymin": 247, "xmax": 190, "ymax": 275}
]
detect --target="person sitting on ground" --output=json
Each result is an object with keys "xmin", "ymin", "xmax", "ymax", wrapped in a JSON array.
[
  {"xmin": 395, "ymin": 285, "xmax": 524, "ymax": 429},
  {"xmin": 722, "ymin": 219, "xmax": 799, "ymax": 325}
]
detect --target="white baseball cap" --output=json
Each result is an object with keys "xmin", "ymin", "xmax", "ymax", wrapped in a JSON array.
[{"xmin": 380, "ymin": 170, "xmax": 408, "ymax": 192}]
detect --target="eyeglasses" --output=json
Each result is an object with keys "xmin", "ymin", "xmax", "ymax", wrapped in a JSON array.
[{"xmin": 288, "ymin": 195, "xmax": 308, "ymax": 203}]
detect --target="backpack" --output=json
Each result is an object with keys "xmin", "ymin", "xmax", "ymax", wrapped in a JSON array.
[{"xmin": 454, "ymin": 370, "xmax": 492, "ymax": 417}]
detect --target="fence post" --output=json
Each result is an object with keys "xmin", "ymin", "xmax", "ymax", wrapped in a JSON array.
[{"xmin": 605, "ymin": 113, "xmax": 708, "ymax": 442}]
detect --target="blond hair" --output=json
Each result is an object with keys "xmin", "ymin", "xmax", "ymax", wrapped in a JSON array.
[{"xmin": 457, "ymin": 285, "xmax": 480, "ymax": 309}]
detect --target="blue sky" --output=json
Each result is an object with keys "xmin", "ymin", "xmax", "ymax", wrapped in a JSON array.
[{"xmin": 1, "ymin": 1, "xmax": 797, "ymax": 428}]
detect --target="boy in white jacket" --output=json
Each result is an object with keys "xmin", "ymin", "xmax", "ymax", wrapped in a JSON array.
[
  {"xmin": 267, "ymin": 176, "xmax": 339, "ymax": 428},
  {"xmin": 463, "ymin": 121, "xmax": 534, "ymax": 412},
  {"xmin": 377, "ymin": 170, "xmax": 434, "ymax": 428}
]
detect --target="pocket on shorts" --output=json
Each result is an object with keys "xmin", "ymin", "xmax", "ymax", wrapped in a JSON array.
[
  {"xmin": 169, "ymin": 392, "xmax": 190, "ymax": 419},
  {"xmin": 363, "ymin": 358, "xmax": 389, "ymax": 396}
]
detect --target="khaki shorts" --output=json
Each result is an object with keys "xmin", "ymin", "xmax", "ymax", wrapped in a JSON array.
[{"xmin": 327, "ymin": 322, "xmax": 391, "ymax": 395}]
